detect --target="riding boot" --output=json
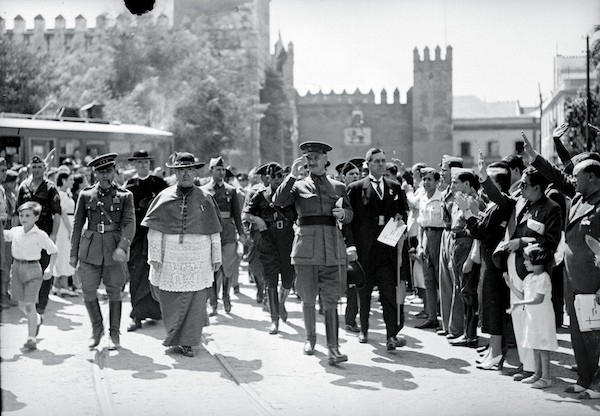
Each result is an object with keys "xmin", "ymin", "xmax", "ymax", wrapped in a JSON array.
[
  {"xmin": 302, "ymin": 305, "xmax": 316, "ymax": 355},
  {"xmin": 108, "ymin": 301, "xmax": 122, "ymax": 350},
  {"xmin": 85, "ymin": 300, "xmax": 104, "ymax": 349},
  {"xmin": 267, "ymin": 287, "xmax": 279, "ymax": 334},
  {"xmin": 279, "ymin": 287, "xmax": 290, "ymax": 322},
  {"xmin": 223, "ymin": 277, "xmax": 232, "ymax": 313},
  {"xmin": 325, "ymin": 307, "xmax": 348, "ymax": 365}
]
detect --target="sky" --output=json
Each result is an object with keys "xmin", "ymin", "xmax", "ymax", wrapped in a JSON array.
[{"xmin": 2, "ymin": 0, "xmax": 599, "ymax": 106}]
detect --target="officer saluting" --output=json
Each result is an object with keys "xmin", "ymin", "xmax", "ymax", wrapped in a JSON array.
[
  {"xmin": 70, "ymin": 153, "xmax": 135, "ymax": 350},
  {"xmin": 273, "ymin": 141, "xmax": 353, "ymax": 365}
]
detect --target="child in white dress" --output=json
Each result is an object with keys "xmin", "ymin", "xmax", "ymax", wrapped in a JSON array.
[{"xmin": 504, "ymin": 243, "xmax": 557, "ymax": 389}]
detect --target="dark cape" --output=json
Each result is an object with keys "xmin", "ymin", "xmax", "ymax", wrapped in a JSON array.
[{"xmin": 126, "ymin": 175, "xmax": 168, "ymax": 321}]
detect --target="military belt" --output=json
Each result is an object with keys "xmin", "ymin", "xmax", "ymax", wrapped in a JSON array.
[
  {"xmin": 266, "ymin": 220, "xmax": 290, "ymax": 230},
  {"xmin": 89, "ymin": 223, "xmax": 121, "ymax": 234},
  {"xmin": 298, "ymin": 216, "xmax": 336, "ymax": 227}
]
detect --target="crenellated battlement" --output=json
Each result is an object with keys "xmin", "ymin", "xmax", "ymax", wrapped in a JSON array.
[
  {"xmin": 0, "ymin": 14, "xmax": 170, "ymax": 52},
  {"xmin": 298, "ymin": 87, "xmax": 405, "ymax": 105},
  {"xmin": 413, "ymin": 45, "xmax": 452, "ymax": 68}
]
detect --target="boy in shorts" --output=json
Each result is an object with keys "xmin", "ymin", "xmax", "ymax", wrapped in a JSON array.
[{"xmin": 3, "ymin": 201, "xmax": 58, "ymax": 350}]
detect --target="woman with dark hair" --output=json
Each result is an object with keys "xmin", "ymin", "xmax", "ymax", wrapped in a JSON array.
[{"xmin": 456, "ymin": 154, "xmax": 514, "ymax": 369}]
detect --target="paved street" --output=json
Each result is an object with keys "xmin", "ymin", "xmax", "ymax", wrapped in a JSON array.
[{"xmin": 2, "ymin": 264, "xmax": 599, "ymax": 416}]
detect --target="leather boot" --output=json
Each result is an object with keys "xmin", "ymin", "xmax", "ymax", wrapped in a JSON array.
[
  {"xmin": 108, "ymin": 301, "xmax": 122, "ymax": 350},
  {"xmin": 302, "ymin": 305, "xmax": 316, "ymax": 355},
  {"xmin": 85, "ymin": 300, "xmax": 104, "ymax": 349},
  {"xmin": 279, "ymin": 287, "xmax": 290, "ymax": 322},
  {"xmin": 267, "ymin": 288, "xmax": 279, "ymax": 334},
  {"xmin": 256, "ymin": 280, "xmax": 265, "ymax": 304},
  {"xmin": 325, "ymin": 308, "xmax": 348, "ymax": 365},
  {"xmin": 223, "ymin": 278, "xmax": 232, "ymax": 313}
]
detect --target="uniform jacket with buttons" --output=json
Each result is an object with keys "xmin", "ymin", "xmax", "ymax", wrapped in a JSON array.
[
  {"xmin": 201, "ymin": 180, "xmax": 244, "ymax": 245},
  {"xmin": 273, "ymin": 173, "xmax": 352, "ymax": 266},
  {"xmin": 70, "ymin": 183, "xmax": 135, "ymax": 266}
]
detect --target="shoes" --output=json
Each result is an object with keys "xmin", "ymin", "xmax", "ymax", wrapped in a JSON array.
[
  {"xmin": 476, "ymin": 344, "xmax": 489, "ymax": 354},
  {"xmin": 446, "ymin": 333, "xmax": 459, "ymax": 340},
  {"xmin": 209, "ymin": 307, "xmax": 218, "ymax": 317},
  {"xmin": 224, "ymin": 298, "xmax": 232, "ymax": 314},
  {"xmin": 23, "ymin": 339, "xmax": 37, "ymax": 351},
  {"xmin": 59, "ymin": 288, "xmax": 78, "ymax": 297},
  {"xmin": 415, "ymin": 320, "xmax": 438, "ymax": 329},
  {"xmin": 358, "ymin": 332, "xmax": 368, "ymax": 343},
  {"xmin": 35, "ymin": 313, "xmax": 43, "ymax": 337},
  {"xmin": 303, "ymin": 340, "xmax": 316, "ymax": 355},
  {"xmin": 233, "ymin": 285, "xmax": 240, "ymax": 294},
  {"xmin": 578, "ymin": 389, "xmax": 600, "ymax": 399},
  {"xmin": 513, "ymin": 371, "xmax": 534, "ymax": 382},
  {"xmin": 436, "ymin": 329, "xmax": 449, "ymax": 336},
  {"xmin": 415, "ymin": 311, "xmax": 428, "ymax": 319},
  {"xmin": 386, "ymin": 336, "xmax": 406, "ymax": 351},
  {"xmin": 127, "ymin": 319, "xmax": 142, "ymax": 332},
  {"xmin": 449, "ymin": 336, "xmax": 478, "ymax": 348},
  {"xmin": 345, "ymin": 324, "xmax": 360, "ymax": 333},
  {"xmin": 521, "ymin": 374, "xmax": 541, "ymax": 384},
  {"xmin": 269, "ymin": 321, "xmax": 279, "ymax": 335},
  {"xmin": 565, "ymin": 384, "xmax": 587, "ymax": 393},
  {"xmin": 477, "ymin": 354, "xmax": 505, "ymax": 370},
  {"xmin": 179, "ymin": 345, "xmax": 195, "ymax": 357},
  {"xmin": 256, "ymin": 290, "xmax": 265, "ymax": 304},
  {"xmin": 108, "ymin": 331, "xmax": 120, "ymax": 350},
  {"xmin": 531, "ymin": 378, "xmax": 552, "ymax": 389}
]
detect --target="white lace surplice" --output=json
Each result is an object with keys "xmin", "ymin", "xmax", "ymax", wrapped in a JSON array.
[{"xmin": 147, "ymin": 229, "xmax": 221, "ymax": 292}]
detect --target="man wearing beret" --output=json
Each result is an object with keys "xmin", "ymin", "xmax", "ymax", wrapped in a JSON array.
[
  {"xmin": 16, "ymin": 155, "xmax": 62, "ymax": 318},
  {"xmin": 201, "ymin": 156, "xmax": 248, "ymax": 315},
  {"xmin": 70, "ymin": 153, "xmax": 135, "ymax": 350},
  {"xmin": 125, "ymin": 150, "xmax": 168, "ymax": 331},
  {"xmin": 273, "ymin": 141, "xmax": 353, "ymax": 365}
]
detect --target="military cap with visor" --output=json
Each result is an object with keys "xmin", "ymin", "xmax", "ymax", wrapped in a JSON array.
[{"xmin": 88, "ymin": 153, "xmax": 118, "ymax": 171}]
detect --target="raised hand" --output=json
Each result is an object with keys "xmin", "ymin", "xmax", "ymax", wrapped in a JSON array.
[
  {"xmin": 477, "ymin": 149, "xmax": 487, "ymax": 181},
  {"xmin": 521, "ymin": 131, "xmax": 538, "ymax": 160},
  {"xmin": 291, "ymin": 156, "xmax": 305, "ymax": 178},
  {"xmin": 552, "ymin": 122, "xmax": 569, "ymax": 139},
  {"xmin": 454, "ymin": 192, "xmax": 470, "ymax": 212}
]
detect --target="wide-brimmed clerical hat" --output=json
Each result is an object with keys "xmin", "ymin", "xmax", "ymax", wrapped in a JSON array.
[
  {"xmin": 128, "ymin": 150, "xmax": 153, "ymax": 161},
  {"xmin": 165, "ymin": 152, "xmax": 205, "ymax": 169}
]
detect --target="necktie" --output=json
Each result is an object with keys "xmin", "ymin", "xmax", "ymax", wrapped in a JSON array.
[{"xmin": 373, "ymin": 180, "xmax": 383, "ymax": 199}]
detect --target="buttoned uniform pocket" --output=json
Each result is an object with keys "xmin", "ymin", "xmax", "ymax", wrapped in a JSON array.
[
  {"xmin": 79, "ymin": 229, "xmax": 94, "ymax": 260},
  {"xmin": 291, "ymin": 227, "xmax": 315, "ymax": 258}
]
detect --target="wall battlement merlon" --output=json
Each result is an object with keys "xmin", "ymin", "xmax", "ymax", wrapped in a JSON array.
[
  {"xmin": 413, "ymin": 45, "xmax": 453, "ymax": 63},
  {"xmin": 0, "ymin": 13, "xmax": 171, "ymax": 35},
  {"xmin": 298, "ymin": 87, "xmax": 406, "ymax": 105}
]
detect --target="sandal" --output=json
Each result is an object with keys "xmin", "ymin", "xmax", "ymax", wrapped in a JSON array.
[
  {"xmin": 521, "ymin": 374, "xmax": 541, "ymax": 384},
  {"xmin": 578, "ymin": 389, "xmax": 600, "ymax": 400},
  {"xmin": 179, "ymin": 346, "xmax": 195, "ymax": 357}
]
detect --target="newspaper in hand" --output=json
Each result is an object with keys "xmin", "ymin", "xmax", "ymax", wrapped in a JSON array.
[
  {"xmin": 377, "ymin": 218, "xmax": 407, "ymax": 247},
  {"xmin": 575, "ymin": 294, "xmax": 600, "ymax": 332}
]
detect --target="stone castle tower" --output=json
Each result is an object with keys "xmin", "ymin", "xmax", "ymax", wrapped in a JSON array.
[{"xmin": 411, "ymin": 45, "xmax": 453, "ymax": 166}]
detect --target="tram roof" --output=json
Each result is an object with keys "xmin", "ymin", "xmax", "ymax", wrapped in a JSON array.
[{"xmin": 0, "ymin": 113, "xmax": 173, "ymax": 138}]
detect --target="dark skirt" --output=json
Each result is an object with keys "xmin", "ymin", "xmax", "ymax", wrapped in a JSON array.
[
  {"xmin": 153, "ymin": 286, "xmax": 209, "ymax": 347},
  {"xmin": 479, "ymin": 244, "xmax": 510, "ymax": 336}
]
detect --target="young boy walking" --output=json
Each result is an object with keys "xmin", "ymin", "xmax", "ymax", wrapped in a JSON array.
[{"xmin": 3, "ymin": 201, "xmax": 58, "ymax": 350}]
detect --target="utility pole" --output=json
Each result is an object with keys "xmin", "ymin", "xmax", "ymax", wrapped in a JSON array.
[
  {"xmin": 538, "ymin": 83, "xmax": 543, "ymax": 153},
  {"xmin": 586, "ymin": 34, "xmax": 592, "ymax": 150}
]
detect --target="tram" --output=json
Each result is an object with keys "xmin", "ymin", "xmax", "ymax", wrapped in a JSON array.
[{"xmin": 0, "ymin": 112, "xmax": 174, "ymax": 169}]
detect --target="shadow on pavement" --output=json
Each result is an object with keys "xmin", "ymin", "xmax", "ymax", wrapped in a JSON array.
[
  {"xmin": 1, "ymin": 388, "xmax": 27, "ymax": 412},
  {"xmin": 104, "ymin": 347, "xmax": 170, "ymax": 379},
  {"xmin": 1, "ymin": 347, "xmax": 74, "ymax": 366},
  {"xmin": 372, "ymin": 348, "xmax": 471, "ymax": 374}
]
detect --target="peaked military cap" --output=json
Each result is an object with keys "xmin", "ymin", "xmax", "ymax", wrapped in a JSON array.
[
  {"xmin": 255, "ymin": 163, "xmax": 269, "ymax": 176},
  {"xmin": 128, "ymin": 149, "xmax": 153, "ymax": 161},
  {"xmin": 30, "ymin": 155, "xmax": 45, "ymax": 165},
  {"xmin": 300, "ymin": 141, "xmax": 332, "ymax": 154},
  {"xmin": 165, "ymin": 152, "xmax": 205, "ymax": 169},
  {"xmin": 88, "ymin": 153, "xmax": 118, "ymax": 170},
  {"xmin": 209, "ymin": 156, "xmax": 225, "ymax": 169},
  {"xmin": 265, "ymin": 162, "xmax": 283, "ymax": 176}
]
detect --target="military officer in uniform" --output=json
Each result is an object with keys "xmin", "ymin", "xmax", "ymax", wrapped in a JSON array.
[
  {"xmin": 70, "ymin": 153, "xmax": 135, "ymax": 350},
  {"xmin": 201, "ymin": 156, "xmax": 247, "ymax": 315},
  {"xmin": 243, "ymin": 162, "xmax": 296, "ymax": 334},
  {"xmin": 273, "ymin": 141, "xmax": 353, "ymax": 365}
]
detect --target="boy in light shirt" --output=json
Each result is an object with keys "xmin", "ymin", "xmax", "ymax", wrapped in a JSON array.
[{"xmin": 3, "ymin": 202, "xmax": 58, "ymax": 350}]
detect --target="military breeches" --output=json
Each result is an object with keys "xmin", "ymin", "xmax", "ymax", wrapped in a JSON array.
[
  {"xmin": 258, "ymin": 228, "xmax": 295, "ymax": 289},
  {"xmin": 295, "ymin": 265, "xmax": 344, "ymax": 307},
  {"xmin": 78, "ymin": 261, "xmax": 127, "ymax": 302}
]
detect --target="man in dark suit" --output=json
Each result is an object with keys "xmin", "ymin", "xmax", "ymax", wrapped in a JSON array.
[{"xmin": 345, "ymin": 148, "xmax": 409, "ymax": 351}]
